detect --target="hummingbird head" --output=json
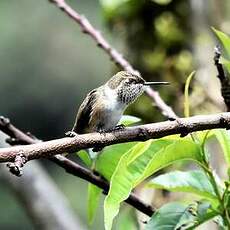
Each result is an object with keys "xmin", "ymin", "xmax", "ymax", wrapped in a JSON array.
[{"xmin": 107, "ymin": 71, "xmax": 169, "ymax": 105}]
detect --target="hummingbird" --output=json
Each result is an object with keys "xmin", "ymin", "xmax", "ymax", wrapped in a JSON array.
[{"xmin": 67, "ymin": 71, "xmax": 169, "ymax": 138}]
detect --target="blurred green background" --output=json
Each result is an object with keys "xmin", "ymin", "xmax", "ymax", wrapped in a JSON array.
[
  {"xmin": 0, "ymin": 1, "xmax": 111, "ymax": 229},
  {"xmin": 0, "ymin": 0, "xmax": 230, "ymax": 229}
]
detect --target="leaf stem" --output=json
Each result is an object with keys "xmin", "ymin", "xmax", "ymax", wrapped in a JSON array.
[
  {"xmin": 200, "ymin": 142, "xmax": 230, "ymax": 228},
  {"xmin": 222, "ymin": 182, "xmax": 230, "ymax": 226}
]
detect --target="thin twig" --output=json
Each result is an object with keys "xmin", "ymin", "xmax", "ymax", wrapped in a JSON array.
[
  {"xmin": 0, "ymin": 116, "xmax": 155, "ymax": 216},
  {"xmin": 214, "ymin": 45, "xmax": 227, "ymax": 82},
  {"xmin": 48, "ymin": 0, "xmax": 177, "ymax": 120},
  {"xmin": 214, "ymin": 45, "xmax": 230, "ymax": 111},
  {"xmin": 6, "ymin": 152, "xmax": 27, "ymax": 176},
  {"xmin": 145, "ymin": 87, "xmax": 178, "ymax": 120},
  {"xmin": 52, "ymin": 155, "xmax": 155, "ymax": 216},
  {"xmin": 1, "ymin": 112, "xmax": 230, "ymax": 162}
]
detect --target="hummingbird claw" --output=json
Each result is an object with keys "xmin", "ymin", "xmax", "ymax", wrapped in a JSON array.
[
  {"xmin": 92, "ymin": 146, "xmax": 103, "ymax": 152},
  {"xmin": 65, "ymin": 131, "xmax": 78, "ymax": 137},
  {"xmin": 98, "ymin": 129, "xmax": 107, "ymax": 134},
  {"xmin": 114, "ymin": 124, "xmax": 125, "ymax": 131}
]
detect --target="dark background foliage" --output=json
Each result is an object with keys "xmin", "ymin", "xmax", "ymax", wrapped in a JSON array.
[{"xmin": 0, "ymin": 0, "xmax": 229, "ymax": 229}]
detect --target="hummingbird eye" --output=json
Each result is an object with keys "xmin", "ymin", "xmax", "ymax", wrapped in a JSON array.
[{"xmin": 129, "ymin": 78, "xmax": 136, "ymax": 84}]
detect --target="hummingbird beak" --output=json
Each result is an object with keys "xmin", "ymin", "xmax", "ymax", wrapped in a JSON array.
[{"xmin": 144, "ymin": 81, "xmax": 170, "ymax": 86}]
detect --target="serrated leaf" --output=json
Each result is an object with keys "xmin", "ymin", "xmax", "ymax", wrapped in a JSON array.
[
  {"xmin": 147, "ymin": 170, "xmax": 217, "ymax": 202},
  {"xmin": 87, "ymin": 184, "xmax": 102, "ymax": 225},
  {"xmin": 104, "ymin": 139, "xmax": 201, "ymax": 230},
  {"xmin": 212, "ymin": 129, "xmax": 230, "ymax": 165},
  {"xmin": 118, "ymin": 115, "xmax": 141, "ymax": 126},
  {"xmin": 212, "ymin": 28, "xmax": 230, "ymax": 59},
  {"xmin": 184, "ymin": 71, "xmax": 195, "ymax": 117}
]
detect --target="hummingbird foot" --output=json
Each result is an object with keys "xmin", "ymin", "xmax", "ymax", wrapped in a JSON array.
[
  {"xmin": 114, "ymin": 124, "xmax": 125, "ymax": 131},
  {"xmin": 92, "ymin": 146, "xmax": 103, "ymax": 152},
  {"xmin": 65, "ymin": 131, "xmax": 78, "ymax": 137}
]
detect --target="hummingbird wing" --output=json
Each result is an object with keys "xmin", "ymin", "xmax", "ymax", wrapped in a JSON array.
[{"xmin": 72, "ymin": 88, "xmax": 98, "ymax": 134}]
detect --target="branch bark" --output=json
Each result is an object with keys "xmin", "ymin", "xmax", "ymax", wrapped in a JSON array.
[
  {"xmin": 1, "ymin": 112, "xmax": 230, "ymax": 163},
  {"xmin": 48, "ymin": 0, "xmax": 177, "ymax": 120},
  {"xmin": 0, "ymin": 116, "xmax": 155, "ymax": 217}
]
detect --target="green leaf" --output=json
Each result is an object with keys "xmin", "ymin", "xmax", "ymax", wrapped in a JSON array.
[
  {"xmin": 116, "ymin": 208, "xmax": 138, "ymax": 230},
  {"xmin": 137, "ymin": 139, "xmax": 202, "ymax": 185},
  {"xmin": 195, "ymin": 201, "xmax": 218, "ymax": 225},
  {"xmin": 100, "ymin": 0, "xmax": 140, "ymax": 21},
  {"xmin": 118, "ymin": 115, "xmax": 141, "ymax": 126},
  {"xmin": 104, "ymin": 139, "xmax": 201, "ymax": 230},
  {"xmin": 212, "ymin": 129, "xmax": 230, "ymax": 166},
  {"xmin": 145, "ymin": 202, "xmax": 193, "ymax": 230},
  {"xmin": 147, "ymin": 170, "xmax": 217, "ymax": 202},
  {"xmin": 213, "ymin": 216, "xmax": 226, "ymax": 230},
  {"xmin": 145, "ymin": 202, "xmax": 218, "ymax": 230},
  {"xmin": 151, "ymin": 0, "xmax": 172, "ymax": 5},
  {"xmin": 220, "ymin": 56, "xmax": 230, "ymax": 74},
  {"xmin": 100, "ymin": 0, "xmax": 133, "ymax": 18},
  {"xmin": 100, "ymin": 0, "xmax": 130, "ymax": 11},
  {"xmin": 96, "ymin": 142, "xmax": 137, "ymax": 180},
  {"xmin": 87, "ymin": 184, "xmax": 102, "ymax": 225},
  {"xmin": 78, "ymin": 116, "xmax": 140, "ymax": 168},
  {"xmin": 78, "ymin": 150, "xmax": 92, "ymax": 167},
  {"xmin": 212, "ymin": 28, "xmax": 230, "ymax": 59},
  {"xmin": 184, "ymin": 71, "xmax": 195, "ymax": 117}
]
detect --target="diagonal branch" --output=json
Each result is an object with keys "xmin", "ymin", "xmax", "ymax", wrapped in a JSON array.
[
  {"xmin": 51, "ymin": 155, "xmax": 155, "ymax": 216},
  {"xmin": 48, "ymin": 0, "xmax": 177, "ymax": 120},
  {"xmin": 1, "ymin": 112, "xmax": 230, "ymax": 163},
  {"xmin": 0, "ymin": 116, "xmax": 155, "ymax": 216},
  {"xmin": 214, "ymin": 45, "xmax": 230, "ymax": 111}
]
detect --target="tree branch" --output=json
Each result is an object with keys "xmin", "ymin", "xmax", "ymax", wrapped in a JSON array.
[
  {"xmin": 1, "ymin": 112, "xmax": 230, "ymax": 163},
  {"xmin": 48, "ymin": 0, "xmax": 177, "ymax": 120},
  {"xmin": 145, "ymin": 87, "xmax": 178, "ymax": 120},
  {"xmin": 214, "ymin": 45, "xmax": 230, "ymax": 111},
  {"xmin": 51, "ymin": 155, "xmax": 155, "ymax": 217},
  {"xmin": 0, "ymin": 116, "xmax": 155, "ymax": 217}
]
